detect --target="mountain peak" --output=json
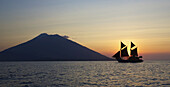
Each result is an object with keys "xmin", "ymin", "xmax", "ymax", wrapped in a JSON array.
[
  {"xmin": 39, "ymin": 33, "xmax": 48, "ymax": 36},
  {"xmin": 34, "ymin": 33, "xmax": 61, "ymax": 40},
  {"xmin": 36, "ymin": 33, "xmax": 49, "ymax": 38},
  {"xmin": 38, "ymin": 33, "xmax": 60, "ymax": 37}
]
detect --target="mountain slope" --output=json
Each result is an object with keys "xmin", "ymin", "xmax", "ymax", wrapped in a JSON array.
[{"xmin": 0, "ymin": 33, "xmax": 114, "ymax": 61}]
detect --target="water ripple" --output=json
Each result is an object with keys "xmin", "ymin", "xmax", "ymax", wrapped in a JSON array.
[{"xmin": 0, "ymin": 61, "xmax": 169, "ymax": 87}]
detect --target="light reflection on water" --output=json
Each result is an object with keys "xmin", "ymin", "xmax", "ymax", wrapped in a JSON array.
[{"xmin": 0, "ymin": 61, "xmax": 169, "ymax": 87}]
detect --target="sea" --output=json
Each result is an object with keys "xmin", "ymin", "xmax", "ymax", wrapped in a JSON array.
[{"xmin": 0, "ymin": 61, "xmax": 169, "ymax": 87}]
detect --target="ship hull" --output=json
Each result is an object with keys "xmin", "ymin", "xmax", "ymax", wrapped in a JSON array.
[
  {"xmin": 118, "ymin": 60, "xmax": 143, "ymax": 63},
  {"xmin": 115, "ymin": 57, "xmax": 143, "ymax": 63}
]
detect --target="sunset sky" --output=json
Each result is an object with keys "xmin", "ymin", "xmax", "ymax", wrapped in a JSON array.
[{"xmin": 0, "ymin": 0, "xmax": 170, "ymax": 59}]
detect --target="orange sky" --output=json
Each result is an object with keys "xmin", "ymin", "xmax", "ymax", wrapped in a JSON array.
[{"xmin": 0, "ymin": 0, "xmax": 170, "ymax": 60}]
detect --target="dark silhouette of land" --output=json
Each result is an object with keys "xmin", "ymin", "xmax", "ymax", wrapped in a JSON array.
[{"xmin": 0, "ymin": 33, "xmax": 114, "ymax": 61}]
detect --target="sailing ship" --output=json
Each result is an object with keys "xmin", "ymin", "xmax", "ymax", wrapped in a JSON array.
[{"xmin": 113, "ymin": 42, "xmax": 143, "ymax": 63}]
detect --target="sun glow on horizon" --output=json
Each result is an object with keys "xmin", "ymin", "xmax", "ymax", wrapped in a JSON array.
[{"xmin": 0, "ymin": 0, "xmax": 170, "ymax": 60}]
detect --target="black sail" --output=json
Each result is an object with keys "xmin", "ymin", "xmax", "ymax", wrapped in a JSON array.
[
  {"xmin": 131, "ymin": 47, "xmax": 138, "ymax": 56},
  {"xmin": 121, "ymin": 42, "xmax": 126, "ymax": 49},
  {"xmin": 121, "ymin": 47, "xmax": 129, "ymax": 57},
  {"xmin": 131, "ymin": 42, "xmax": 135, "ymax": 48},
  {"xmin": 113, "ymin": 51, "xmax": 120, "ymax": 58}
]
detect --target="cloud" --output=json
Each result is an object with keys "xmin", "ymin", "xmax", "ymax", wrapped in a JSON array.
[{"xmin": 62, "ymin": 35, "xmax": 69, "ymax": 39}]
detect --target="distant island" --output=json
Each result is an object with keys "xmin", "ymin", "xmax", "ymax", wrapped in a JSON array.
[{"xmin": 0, "ymin": 33, "xmax": 114, "ymax": 61}]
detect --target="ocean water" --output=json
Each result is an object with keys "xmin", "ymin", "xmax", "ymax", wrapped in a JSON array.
[{"xmin": 0, "ymin": 61, "xmax": 169, "ymax": 87}]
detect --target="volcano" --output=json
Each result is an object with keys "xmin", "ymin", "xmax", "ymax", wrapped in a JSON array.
[{"xmin": 0, "ymin": 33, "xmax": 113, "ymax": 61}]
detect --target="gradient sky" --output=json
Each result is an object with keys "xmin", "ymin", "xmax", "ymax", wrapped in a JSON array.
[{"xmin": 0, "ymin": 0, "xmax": 170, "ymax": 59}]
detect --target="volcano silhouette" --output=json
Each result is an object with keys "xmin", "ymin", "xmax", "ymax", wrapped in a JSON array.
[{"xmin": 0, "ymin": 33, "xmax": 113, "ymax": 61}]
